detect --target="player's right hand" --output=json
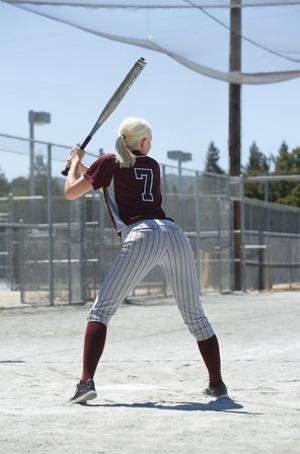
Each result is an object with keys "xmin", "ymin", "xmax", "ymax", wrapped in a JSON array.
[{"xmin": 65, "ymin": 153, "xmax": 87, "ymax": 174}]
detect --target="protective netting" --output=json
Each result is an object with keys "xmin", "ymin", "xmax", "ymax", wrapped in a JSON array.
[{"xmin": 3, "ymin": 0, "xmax": 300, "ymax": 84}]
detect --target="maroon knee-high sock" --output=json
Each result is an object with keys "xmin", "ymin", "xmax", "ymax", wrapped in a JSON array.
[
  {"xmin": 81, "ymin": 321, "xmax": 107, "ymax": 383},
  {"xmin": 197, "ymin": 334, "xmax": 223, "ymax": 385}
]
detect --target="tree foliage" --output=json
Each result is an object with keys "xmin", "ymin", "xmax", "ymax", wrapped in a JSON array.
[
  {"xmin": 205, "ymin": 141, "xmax": 225, "ymax": 175},
  {"xmin": 271, "ymin": 144, "xmax": 300, "ymax": 207},
  {"xmin": 244, "ymin": 141, "xmax": 270, "ymax": 201},
  {"xmin": 10, "ymin": 177, "xmax": 28, "ymax": 196},
  {"xmin": 0, "ymin": 167, "xmax": 10, "ymax": 196},
  {"xmin": 246, "ymin": 141, "xmax": 270, "ymax": 174},
  {"xmin": 244, "ymin": 141, "xmax": 300, "ymax": 207},
  {"xmin": 2, "ymin": 154, "xmax": 64, "ymax": 197}
]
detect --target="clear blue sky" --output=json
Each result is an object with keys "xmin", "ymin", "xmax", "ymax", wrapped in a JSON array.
[{"xmin": 1, "ymin": 2, "xmax": 300, "ymax": 180}]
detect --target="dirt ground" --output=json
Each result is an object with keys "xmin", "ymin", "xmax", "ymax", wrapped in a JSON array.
[{"xmin": 0, "ymin": 292, "xmax": 299, "ymax": 454}]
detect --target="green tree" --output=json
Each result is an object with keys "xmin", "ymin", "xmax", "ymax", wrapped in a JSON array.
[
  {"xmin": 10, "ymin": 154, "xmax": 63, "ymax": 197},
  {"xmin": 244, "ymin": 141, "xmax": 270, "ymax": 200},
  {"xmin": 34, "ymin": 153, "xmax": 63, "ymax": 196},
  {"xmin": 205, "ymin": 142, "xmax": 225, "ymax": 175},
  {"xmin": 245, "ymin": 141, "xmax": 269, "ymax": 174},
  {"xmin": 271, "ymin": 144, "xmax": 300, "ymax": 207},
  {"xmin": 0, "ymin": 167, "xmax": 10, "ymax": 195},
  {"xmin": 10, "ymin": 177, "xmax": 29, "ymax": 196}
]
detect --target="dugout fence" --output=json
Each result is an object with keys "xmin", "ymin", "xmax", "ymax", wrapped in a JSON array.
[
  {"xmin": 0, "ymin": 191, "xmax": 233, "ymax": 305},
  {"xmin": 0, "ymin": 133, "xmax": 300, "ymax": 305}
]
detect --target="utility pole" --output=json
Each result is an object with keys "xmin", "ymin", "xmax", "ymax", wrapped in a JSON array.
[
  {"xmin": 229, "ymin": 0, "xmax": 241, "ymax": 177},
  {"xmin": 229, "ymin": 0, "xmax": 242, "ymax": 290}
]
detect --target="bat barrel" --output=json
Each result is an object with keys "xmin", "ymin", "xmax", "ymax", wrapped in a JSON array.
[{"xmin": 61, "ymin": 57, "xmax": 147, "ymax": 177}]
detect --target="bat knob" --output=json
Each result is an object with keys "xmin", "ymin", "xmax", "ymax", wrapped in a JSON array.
[{"xmin": 61, "ymin": 166, "xmax": 70, "ymax": 177}]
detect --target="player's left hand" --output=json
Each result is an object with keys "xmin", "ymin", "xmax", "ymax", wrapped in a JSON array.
[{"xmin": 69, "ymin": 145, "xmax": 85, "ymax": 162}]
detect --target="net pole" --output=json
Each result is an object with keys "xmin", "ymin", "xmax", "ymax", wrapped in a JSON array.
[{"xmin": 229, "ymin": 0, "xmax": 242, "ymax": 290}]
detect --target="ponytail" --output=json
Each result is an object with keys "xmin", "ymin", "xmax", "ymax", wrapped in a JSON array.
[
  {"xmin": 115, "ymin": 135, "xmax": 136, "ymax": 168},
  {"xmin": 115, "ymin": 117, "xmax": 152, "ymax": 168}
]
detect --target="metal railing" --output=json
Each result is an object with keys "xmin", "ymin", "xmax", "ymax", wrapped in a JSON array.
[{"xmin": 0, "ymin": 132, "xmax": 300, "ymax": 305}]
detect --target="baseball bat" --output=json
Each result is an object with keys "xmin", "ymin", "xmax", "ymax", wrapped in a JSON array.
[{"xmin": 61, "ymin": 57, "xmax": 147, "ymax": 176}]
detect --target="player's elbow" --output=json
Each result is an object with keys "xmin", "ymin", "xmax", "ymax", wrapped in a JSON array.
[
  {"xmin": 64, "ymin": 177, "xmax": 92, "ymax": 200},
  {"xmin": 64, "ymin": 188, "xmax": 77, "ymax": 200}
]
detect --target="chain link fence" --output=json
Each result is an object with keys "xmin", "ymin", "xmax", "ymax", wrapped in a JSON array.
[
  {"xmin": 242, "ymin": 230, "xmax": 300, "ymax": 291},
  {"xmin": 0, "ymin": 133, "xmax": 299, "ymax": 305},
  {"xmin": 231, "ymin": 176, "xmax": 300, "ymax": 291}
]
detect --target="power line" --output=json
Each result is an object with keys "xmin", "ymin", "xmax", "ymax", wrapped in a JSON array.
[
  {"xmin": 4, "ymin": 1, "xmax": 300, "ymax": 9},
  {"xmin": 183, "ymin": 0, "xmax": 300, "ymax": 64},
  {"xmin": 0, "ymin": 147, "xmax": 65, "ymax": 162}
]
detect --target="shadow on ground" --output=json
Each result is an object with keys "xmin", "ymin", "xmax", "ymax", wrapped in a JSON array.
[{"xmin": 83, "ymin": 397, "xmax": 261, "ymax": 415}]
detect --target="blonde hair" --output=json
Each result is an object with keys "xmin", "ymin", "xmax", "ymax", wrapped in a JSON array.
[{"xmin": 115, "ymin": 117, "xmax": 152, "ymax": 168}]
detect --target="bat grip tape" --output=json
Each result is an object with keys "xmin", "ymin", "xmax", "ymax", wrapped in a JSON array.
[{"xmin": 61, "ymin": 135, "xmax": 92, "ymax": 176}]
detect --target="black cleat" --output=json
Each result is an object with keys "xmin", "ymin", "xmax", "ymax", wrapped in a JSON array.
[
  {"xmin": 203, "ymin": 381, "xmax": 228, "ymax": 398},
  {"xmin": 69, "ymin": 379, "xmax": 97, "ymax": 404}
]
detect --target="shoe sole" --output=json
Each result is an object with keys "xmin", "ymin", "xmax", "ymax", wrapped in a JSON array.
[
  {"xmin": 215, "ymin": 393, "xmax": 228, "ymax": 398},
  {"xmin": 69, "ymin": 390, "xmax": 97, "ymax": 404},
  {"xmin": 203, "ymin": 390, "xmax": 229, "ymax": 398}
]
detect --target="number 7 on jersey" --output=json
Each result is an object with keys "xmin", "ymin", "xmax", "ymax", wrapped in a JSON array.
[{"xmin": 134, "ymin": 168, "xmax": 154, "ymax": 202}]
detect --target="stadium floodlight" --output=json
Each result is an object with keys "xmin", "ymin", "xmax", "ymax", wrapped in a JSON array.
[
  {"xmin": 167, "ymin": 150, "xmax": 192, "ymax": 194},
  {"xmin": 167, "ymin": 150, "xmax": 192, "ymax": 163}
]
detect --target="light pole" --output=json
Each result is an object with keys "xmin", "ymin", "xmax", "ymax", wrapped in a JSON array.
[
  {"xmin": 167, "ymin": 150, "xmax": 192, "ymax": 194},
  {"xmin": 28, "ymin": 110, "xmax": 51, "ymax": 196}
]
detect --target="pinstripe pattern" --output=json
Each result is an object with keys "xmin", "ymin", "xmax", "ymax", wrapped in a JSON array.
[{"xmin": 88, "ymin": 219, "xmax": 214, "ymax": 341}]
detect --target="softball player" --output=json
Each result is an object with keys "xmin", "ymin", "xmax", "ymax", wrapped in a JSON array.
[{"xmin": 65, "ymin": 117, "xmax": 227, "ymax": 404}]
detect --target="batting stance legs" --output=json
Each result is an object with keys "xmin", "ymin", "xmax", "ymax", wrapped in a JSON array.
[{"xmin": 77, "ymin": 220, "xmax": 226, "ymax": 400}]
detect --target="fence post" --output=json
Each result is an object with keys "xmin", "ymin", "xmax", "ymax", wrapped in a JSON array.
[
  {"xmin": 194, "ymin": 171, "xmax": 201, "ymax": 286},
  {"xmin": 266, "ymin": 234, "xmax": 272, "ymax": 291},
  {"xmin": 80, "ymin": 196, "xmax": 87, "ymax": 304},
  {"xmin": 289, "ymin": 236, "xmax": 292, "ymax": 289},
  {"xmin": 240, "ymin": 176, "xmax": 246, "ymax": 292},
  {"xmin": 217, "ymin": 198, "xmax": 223, "ymax": 293},
  {"xmin": 258, "ymin": 230, "xmax": 264, "ymax": 291},
  {"xmin": 67, "ymin": 203, "xmax": 72, "ymax": 304},
  {"xmin": 97, "ymin": 147, "xmax": 105, "ymax": 292},
  {"xmin": 161, "ymin": 165, "xmax": 167, "ymax": 212},
  {"xmin": 229, "ymin": 198, "xmax": 235, "ymax": 292},
  {"xmin": 98, "ymin": 193, "xmax": 105, "ymax": 287},
  {"xmin": 264, "ymin": 180, "xmax": 270, "ymax": 232},
  {"xmin": 47, "ymin": 144, "xmax": 54, "ymax": 306},
  {"xmin": 8, "ymin": 193, "xmax": 14, "ymax": 290},
  {"xmin": 160, "ymin": 165, "xmax": 168, "ymax": 296},
  {"xmin": 19, "ymin": 226, "xmax": 25, "ymax": 304}
]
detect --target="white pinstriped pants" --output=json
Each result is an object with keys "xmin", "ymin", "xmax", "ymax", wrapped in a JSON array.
[{"xmin": 88, "ymin": 219, "xmax": 214, "ymax": 341}]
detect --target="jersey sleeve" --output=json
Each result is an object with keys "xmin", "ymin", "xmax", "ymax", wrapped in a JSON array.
[{"xmin": 83, "ymin": 154, "xmax": 115, "ymax": 190}]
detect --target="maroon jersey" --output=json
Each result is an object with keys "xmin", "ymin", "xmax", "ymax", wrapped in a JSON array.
[{"xmin": 84, "ymin": 150, "xmax": 168, "ymax": 233}]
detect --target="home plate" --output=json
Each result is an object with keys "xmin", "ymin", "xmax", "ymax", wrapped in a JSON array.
[{"xmin": 100, "ymin": 383, "xmax": 167, "ymax": 391}]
